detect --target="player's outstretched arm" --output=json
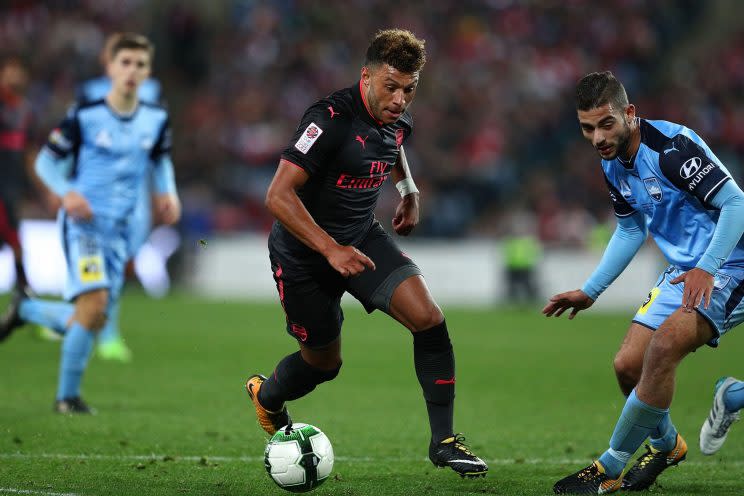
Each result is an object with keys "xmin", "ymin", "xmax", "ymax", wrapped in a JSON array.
[
  {"xmin": 542, "ymin": 290, "xmax": 594, "ymax": 319},
  {"xmin": 266, "ymin": 160, "xmax": 375, "ymax": 277},
  {"xmin": 543, "ymin": 212, "xmax": 646, "ymax": 320},
  {"xmin": 391, "ymin": 146, "xmax": 419, "ymax": 236}
]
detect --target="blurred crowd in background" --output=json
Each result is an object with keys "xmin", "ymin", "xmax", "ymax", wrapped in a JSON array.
[{"xmin": 2, "ymin": 0, "xmax": 743, "ymax": 251}]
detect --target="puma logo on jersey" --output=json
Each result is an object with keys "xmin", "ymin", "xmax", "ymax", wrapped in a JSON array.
[
  {"xmin": 663, "ymin": 144, "xmax": 679, "ymax": 155},
  {"xmin": 328, "ymin": 106, "xmax": 339, "ymax": 118},
  {"xmin": 355, "ymin": 135, "xmax": 368, "ymax": 149}
]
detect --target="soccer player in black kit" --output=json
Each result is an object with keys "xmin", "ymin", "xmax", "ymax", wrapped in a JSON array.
[
  {"xmin": 245, "ymin": 29, "xmax": 488, "ymax": 478},
  {"xmin": 0, "ymin": 57, "xmax": 33, "ymax": 298}
]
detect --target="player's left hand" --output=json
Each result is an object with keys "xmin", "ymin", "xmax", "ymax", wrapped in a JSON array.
[
  {"xmin": 670, "ymin": 267, "xmax": 714, "ymax": 312},
  {"xmin": 154, "ymin": 194, "xmax": 181, "ymax": 225},
  {"xmin": 393, "ymin": 193, "xmax": 419, "ymax": 236},
  {"xmin": 542, "ymin": 289, "xmax": 594, "ymax": 320}
]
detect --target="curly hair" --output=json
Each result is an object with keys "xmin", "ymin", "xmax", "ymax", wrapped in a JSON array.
[
  {"xmin": 575, "ymin": 71, "xmax": 629, "ymax": 111},
  {"xmin": 365, "ymin": 29, "xmax": 426, "ymax": 74}
]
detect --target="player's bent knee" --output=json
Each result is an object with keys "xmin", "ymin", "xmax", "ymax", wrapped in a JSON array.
[
  {"xmin": 75, "ymin": 309, "xmax": 107, "ymax": 332},
  {"xmin": 318, "ymin": 361, "xmax": 342, "ymax": 382},
  {"xmin": 613, "ymin": 353, "xmax": 641, "ymax": 381},
  {"xmin": 645, "ymin": 335, "xmax": 682, "ymax": 368},
  {"xmin": 411, "ymin": 304, "xmax": 444, "ymax": 332},
  {"xmin": 74, "ymin": 290, "xmax": 109, "ymax": 331}
]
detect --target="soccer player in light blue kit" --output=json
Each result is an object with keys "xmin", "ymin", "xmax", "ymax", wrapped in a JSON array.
[
  {"xmin": 543, "ymin": 71, "xmax": 744, "ymax": 494},
  {"xmin": 0, "ymin": 33, "xmax": 180, "ymax": 413},
  {"xmin": 75, "ymin": 32, "xmax": 163, "ymax": 362}
]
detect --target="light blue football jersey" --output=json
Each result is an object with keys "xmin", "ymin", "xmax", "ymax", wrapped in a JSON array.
[
  {"xmin": 44, "ymin": 100, "xmax": 171, "ymax": 222},
  {"xmin": 77, "ymin": 76, "xmax": 161, "ymax": 104},
  {"xmin": 76, "ymin": 78, "xmax": 162, "ymax": 254},
  {"xmin": 602, "ymin": 118, "xmax": 744, "ymax": 271}
]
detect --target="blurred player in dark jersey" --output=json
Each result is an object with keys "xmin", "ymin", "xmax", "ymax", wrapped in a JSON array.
[
  {"xmin": 545, "ymin": 71, "xmax": 744, "ymax": 494},
  {"xmin": 0, "ymin": 57, "xmax": 33, "ymax": 293},
  {"xmin": 244, "ymin": 29, "xmax": 487, "ymax": 479}
]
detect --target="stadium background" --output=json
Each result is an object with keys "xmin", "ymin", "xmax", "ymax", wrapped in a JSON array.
[
  {"xmin": 2, "ymin": 2, "xmax": 744, "ymax": 495},
  {"xmin": 2, "ymin": 1, "xmax": 743, "ymax": 290}
]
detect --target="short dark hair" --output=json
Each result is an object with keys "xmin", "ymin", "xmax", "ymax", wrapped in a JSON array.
[
  {"xmin": 365, "ymin": 29, "xmax": 426, "ymax": 74},
  {"xmin": 575, "ymin": 71, "xmax": 628, "ymax": 111},
  {"xmin": 109, "ymin": 32, "xmax": 154, "ymax": 61}
]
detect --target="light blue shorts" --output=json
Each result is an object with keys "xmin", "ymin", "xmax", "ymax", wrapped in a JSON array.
[
  {"xmin": 632, "ymin": 265, "xmax": 744, "ymax": 347},
  {"xmin": 60, "ymin": 212, "xmax": 128, "ymax": 302}
]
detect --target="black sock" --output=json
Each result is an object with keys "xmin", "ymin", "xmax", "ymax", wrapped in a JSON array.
[
  {"xmin": 14, "ymin": 259, "xmax": 27, "ymax": 289},
  {"xmin": 413, "ymin": 320, "xmax": 455, "ymax": 444},
  {"xmin": 258, "ymin": 351, "xmax": 341, "ymax": 411}
]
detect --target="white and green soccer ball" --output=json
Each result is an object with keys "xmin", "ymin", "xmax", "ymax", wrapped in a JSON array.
[{"xmin": 264, "ymin": 423, "xmax": 334, "ymax": 492}]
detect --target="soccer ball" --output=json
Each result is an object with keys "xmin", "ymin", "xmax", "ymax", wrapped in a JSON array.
[{"xmin": 264, "ymin": 423, "xmax": 334, "ymax": 492}]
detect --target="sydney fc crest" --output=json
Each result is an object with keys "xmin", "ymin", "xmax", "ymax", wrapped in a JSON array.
[{"xmin": 643, "ymin": 177, "xmax": 663, "ymax": 202}]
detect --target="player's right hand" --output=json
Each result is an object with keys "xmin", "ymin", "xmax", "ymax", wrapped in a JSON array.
[
  {"xmin": 542, "ymin": 289, "xmax": 594, "ymax": 320},
  {"xmin": 62, "ymin": 191, "xmax": 93, "ymax": 220},
  {"xmin": 326, "ymin": 245, "xmax": 376, "ymax": 278}
]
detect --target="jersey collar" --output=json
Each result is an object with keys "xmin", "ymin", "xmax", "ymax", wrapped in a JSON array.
[
  {"xmin": 104, "ymin": 98, "xmax": 141, "ymax": 122},
  {"xmin": 617, "ymin": 117, "xmax": 641, "ymax": 170},
  {"xmin": 617, "ymin": 153, "xmax": 635, "ymax": 170}
]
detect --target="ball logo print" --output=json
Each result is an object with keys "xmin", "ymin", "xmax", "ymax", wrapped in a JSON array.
[
  {"xmin": 680, "ymin": 157, "xmax": 702, "ymax": 179},
  {"xmin": 306, "ymin": 126, "xmax": 319, "ymax": 139},
  {"xmin": 264, "ymin": 423, "xmax": 334, "ymax": 492}
]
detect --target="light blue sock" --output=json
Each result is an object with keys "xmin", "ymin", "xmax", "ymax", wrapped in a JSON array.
[
  {"xmin": 598, "ymin": 389, "xmax": 667, "ymax": 479},
  {"xmin": 648, "ymin": 412, "xmax": 678, "ymax": 452},
  {"xmin": 56, "ymin": 322, "xmax": 95, "ymax": 400},
  {"xmin": 19, "ymin": 298, "xmax": 75, "ymax": 336},
  {"xmin": 97, "ymin": 299, "xmax": 120, "ymax": 345},
  {"xmin": 724, "ymin": 380, "xmax": 744, "ymax": 412}
]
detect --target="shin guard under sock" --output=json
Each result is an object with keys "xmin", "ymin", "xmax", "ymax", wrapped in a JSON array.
[
  {"xmin": 56, "ymin": 322, "xmax": 95, "ymax": 400},
  {"xmin": 413, "ymin": 320, "xmax": 455, "ymax": 443},
  {"xmin": 259, "ymin": 351, "xmax": 341, "ymax": 411}
]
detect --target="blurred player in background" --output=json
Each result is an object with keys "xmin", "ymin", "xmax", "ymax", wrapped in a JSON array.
[
  {"xmin": 544, "ymin": 71, "xmax": 744, "ymax": 493},
  {"xmin": 699, "ymin": 375, "xmax": 742, "ymax": 455},
  {"xmin": 0, "ymin": 33, "xmax": 180, "ymax": 413},
  {"xmin": 245, "ymin": 29, "xmax": 488, "ymax": 478},
  {"xmin": 0, "ymin": 57, "xmax": 33, "ymax": 293},
  {"xmin": 74, "ymin": 32, "xmax": 164, "ymax": 362}
]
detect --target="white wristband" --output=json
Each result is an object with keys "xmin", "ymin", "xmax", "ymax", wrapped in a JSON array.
[{"xmin": 395, "ymin": 177, "xmax": 419, "ymax": 197}]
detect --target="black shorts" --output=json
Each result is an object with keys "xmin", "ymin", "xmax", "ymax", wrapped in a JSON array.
[{"xmin": 269, "ymin": 221, "xmax": 421, "ymax": 348}]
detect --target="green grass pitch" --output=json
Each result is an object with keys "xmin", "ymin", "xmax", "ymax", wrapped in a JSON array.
[{"xmin": 0, "ymin": 292, "xmax": 742, "ymax": 495}]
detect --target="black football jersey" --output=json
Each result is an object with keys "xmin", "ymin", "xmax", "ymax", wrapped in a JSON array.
[{"xmin": 269, "ymin": 81, "xmax": 413, "ymax": 267}]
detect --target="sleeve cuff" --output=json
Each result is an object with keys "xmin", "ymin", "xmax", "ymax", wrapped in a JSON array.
[
  {"xmin": 581, "ymin": 283, "xmax": 601, "ymax": 301},
  {"xmin": 695, "ymin": 255, "xmax": 720, "ymax": 276}
]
